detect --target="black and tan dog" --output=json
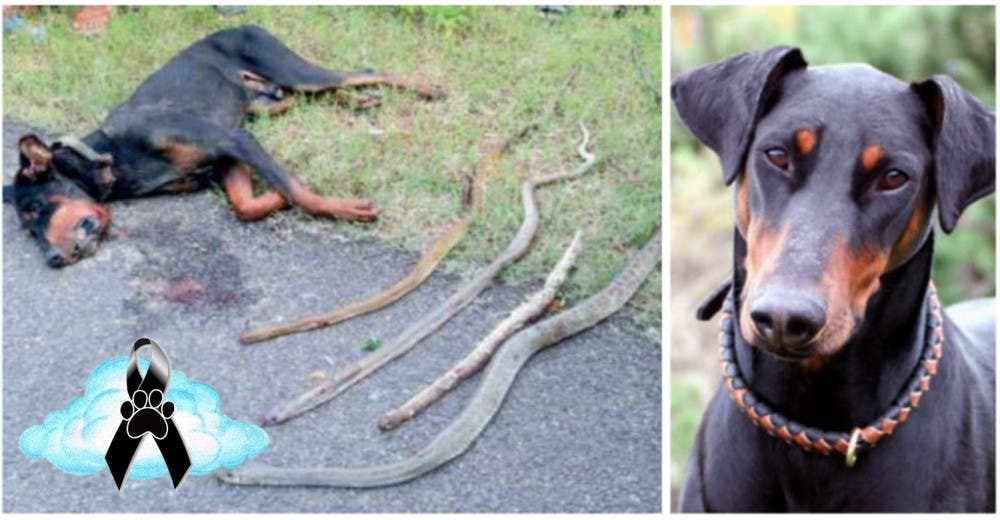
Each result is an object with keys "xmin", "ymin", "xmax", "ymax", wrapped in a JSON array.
[
  {"xmin": 672, "ymin": 46, "xmax": 995, "ymax": 511},
  {"xmin": 4, "ymin": 25, "xmax": 440, "ymax": 267}
]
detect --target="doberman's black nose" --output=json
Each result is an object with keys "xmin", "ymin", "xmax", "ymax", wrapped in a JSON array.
[
  {"xmin": 44, "ymin": 250, "xmax": 66, "ymax": 268},
  {"xmin": 750, "ymin": 291, "xmax": 826, "ymax": 352}
]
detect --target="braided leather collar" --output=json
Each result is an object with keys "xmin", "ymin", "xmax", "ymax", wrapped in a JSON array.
[{"xmin": 718, "ymin": 282, "xmax": 944, "ymax": 465}]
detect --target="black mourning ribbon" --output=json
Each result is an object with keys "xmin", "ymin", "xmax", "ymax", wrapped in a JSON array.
[{"xmin": 105, "ymin": 338, "xmax": 191, "ymax": 489}]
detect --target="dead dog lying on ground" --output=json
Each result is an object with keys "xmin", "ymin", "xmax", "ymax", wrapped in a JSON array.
[
  {"xmin": 4, "ymin": 25, "xmax": 440, "ymax": 267},
  {"xmin": 672, "ymin": 46, "xmax": 995, "ymax": 512}
]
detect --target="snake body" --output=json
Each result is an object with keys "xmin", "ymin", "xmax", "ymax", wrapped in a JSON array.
[
  {"xmin": 260, "ymin": 124, "xmax": 596, "ymax": 425},
  {"xmin": 217, "ymin": 228, "xmax": 661, "ymax": 487}
]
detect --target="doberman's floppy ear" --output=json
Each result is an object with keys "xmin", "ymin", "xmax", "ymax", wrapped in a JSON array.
[
  {"xmin": 671, "ymin": 46, "xmax": 807, "ymax": 185},
  {"xmin": 18, "ymin": 134, "xmax": 53, "ymax": 178},
  {"xmin": 912, "ymin": 76, "xmax": 996, "ymax": 233}
]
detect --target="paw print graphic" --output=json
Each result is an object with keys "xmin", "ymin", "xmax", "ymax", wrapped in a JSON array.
[{"xmin": 121, "ymin": 389, "xmax": 175, "ymax": 440}]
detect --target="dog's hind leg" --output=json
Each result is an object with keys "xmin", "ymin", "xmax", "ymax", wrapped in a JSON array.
[
  {"xmin": 327, "ymin": 71, "xmax": 443, "ymax": 100},
  {"xmin": 219, "ymin": 25, "xmax": 442, "ymax": 100}
]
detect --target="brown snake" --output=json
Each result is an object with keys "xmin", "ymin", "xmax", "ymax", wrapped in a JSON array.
[
  {"xmin": 216, "ymin": 227, "xmax": 661, "ymax": 487},
  {"xmin": 259, "ymin": 123, "xmax": 597, "ymax": 426}
]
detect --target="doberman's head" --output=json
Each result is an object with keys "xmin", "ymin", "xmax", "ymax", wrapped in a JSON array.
[
  {"xmin": 4, "ymin": 135, "xmax": 113, "ymax": 267},
  {"xmin": 672, "ymin": 46, "xmax": 995, "ymax": 360}
]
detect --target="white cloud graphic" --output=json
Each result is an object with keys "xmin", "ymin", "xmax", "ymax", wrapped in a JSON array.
[{"xmin": 20, "ymin": 356, "xmax": 268, "ymax": 480}]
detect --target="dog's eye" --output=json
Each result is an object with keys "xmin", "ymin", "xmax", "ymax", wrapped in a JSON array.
[
  {"xmin": 764, "ymin": 148, "xmax": 790, "ymax": 170},
  {"xmin": 877, "ymin": 169, "xmax": 909, "ymax": 191}
]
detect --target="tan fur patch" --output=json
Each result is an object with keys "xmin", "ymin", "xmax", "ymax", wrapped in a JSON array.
[
  {"xmin": 739, "ymin": 221, "xmax": 788, "ymax": 343},
  {"xmin": 813, "ymin": 236, "xmax": 889, "ymax": 355},
  {"xmin": 801, "ymin": 356, "xmax": 827, "ymax": 371},
  {"xmin": 20, "ymin": 137, "xmax": 52, "ymax": 173},
  {"xmin": 795, "ymin": 128, "xmax": 816, "ymax": 154},
  {"xmin": 163, "ymin": 141, "xmax": 205, "ymax": 173},
  {"xmin": 861, "ymin": 145, "xmax": 883, "ymax": 172},
  {"xmin": 223, "ymin": 163, "xmax": 288, "ymax": 221},
  {"xmin": 736, "ymin": 173, "xmax": 750, "ymax": 234},
  {"xmin": 44, "ymin": 198, "xmax": 108, "ymax": 255},
  {"xmin": 887, "ymin": 200, "xmax": 928, "ymax": 268}
]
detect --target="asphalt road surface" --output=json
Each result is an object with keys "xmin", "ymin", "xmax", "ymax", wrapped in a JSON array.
[{"xmin": 2, "ymin": 120, "xmax": 661, "ymax": 512}]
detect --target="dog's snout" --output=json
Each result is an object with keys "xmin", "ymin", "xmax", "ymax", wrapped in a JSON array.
[
  {"xmin": 44, "ymin": 249, "xmax": 66, "ymax": 268},
  {"xmin": 750, "ymin": 291, "xmax": 826, "ymax": 352}
]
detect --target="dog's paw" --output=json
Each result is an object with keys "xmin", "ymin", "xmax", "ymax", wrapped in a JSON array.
[
  {"xmin": 123, "ymin": 389, "xmax": 174, "ymax": 440},
  {"xmin": 330, "ymin": 198, "xmax": 379, "ymax": 222}
]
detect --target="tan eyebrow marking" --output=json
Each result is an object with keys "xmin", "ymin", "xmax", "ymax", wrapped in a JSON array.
[
  {"xmin": 795, "ymin": 128, "xmax": 816, "ymax": 154},
  {"xmin": 861, "ymin": 145, "xmax": 883, "ymax": 172}
]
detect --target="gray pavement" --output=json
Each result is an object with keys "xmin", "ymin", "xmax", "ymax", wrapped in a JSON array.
[{"xmin": 2, "ymin": 119, "xmax": 662, "ymax": 512}]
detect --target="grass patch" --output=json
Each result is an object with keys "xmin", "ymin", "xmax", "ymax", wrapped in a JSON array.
[
  {"xmin": 670, "ymin": 380, "xmax": 705, "ymax": 492},
  {"xmin": 361, "ymin": 335, "xmax": 382, "ymax": 352},
  {"xmin": 3, "ymin": 6, "xmax": 662, "ymax": 324}
]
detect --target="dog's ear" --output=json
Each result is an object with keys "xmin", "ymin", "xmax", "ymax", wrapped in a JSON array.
[
  {"xmin": 671, "ymin": 46, "xmax": 807, "ymax": 185},
  {"xmin": 2, "ymin": 185, "xmax": 14, "ymax": 204},
  {"xmin": 18, "ymin": 134, "xmax": 53, "ymax": 179},
  {"xmin": 912, "ymin": 76, "xmax": 995, "ymax": 233}
]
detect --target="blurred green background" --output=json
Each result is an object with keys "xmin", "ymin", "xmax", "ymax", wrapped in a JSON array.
[{"xmin": 670, "ymin": 5, "xmax": 995, "ymax": 506}]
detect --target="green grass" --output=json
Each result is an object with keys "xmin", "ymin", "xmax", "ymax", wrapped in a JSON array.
[
  {"xmin": 361, "ymin": 335, "xmax": 382, "ymax": 352},
  {"xmin": 670, "ymin": 381, "xmax": 705, "ymax": 489},
  {"xmin": 3, "ymin": 6, "xmax": 662, "ymax": 325}
]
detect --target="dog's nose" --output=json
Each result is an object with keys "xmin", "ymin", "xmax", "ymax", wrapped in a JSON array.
[
  {"xmin": 45, "ymin": 249, "xmax": 66, "ymax": 268},
  {"xmin": 750, "ymin": 291, "xmax": 826, "ymax": 352}
]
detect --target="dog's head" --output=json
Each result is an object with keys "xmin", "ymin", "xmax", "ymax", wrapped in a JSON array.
[
  {"xmin": 672, "ymin": 46, "xmax": 995, "ymax": 360},
  {"xmin": 4, "ymin": 135, "xmax": 113, "ymax": 267}
]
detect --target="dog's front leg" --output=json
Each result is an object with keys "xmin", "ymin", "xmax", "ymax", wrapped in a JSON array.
[
  {"xmin": 224, "ymin": 128, "xmax": 379, "ymax": 222},
  {"xmin": 223, "ymin": 162, "xmax": 288, "ymax": 221},
  {"xmin": 114, "ymin": 112, "xmax": 379, "ymax": 222}
]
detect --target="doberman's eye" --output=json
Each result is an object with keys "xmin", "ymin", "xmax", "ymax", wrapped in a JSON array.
[
  {"xmin": 764, "ymin": 148, "xmax": 790, "ymax": 170},
  {"xmin": 877, "ymin": 169, "xmax": 909, "ymax": 191}
]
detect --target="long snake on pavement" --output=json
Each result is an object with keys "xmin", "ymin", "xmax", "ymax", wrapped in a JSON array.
[{"xmin": 217, "ymin": 227, "xmax": 661, "ymax": 487}]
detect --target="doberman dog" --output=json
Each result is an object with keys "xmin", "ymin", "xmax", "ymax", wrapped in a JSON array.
[
  {"xmin": 4, "ymin": 25, "xmax": 440, "ymax": 267},
  {"xmin": 672, "ymin": 46, "xmax": 995, "ymax": 511}
]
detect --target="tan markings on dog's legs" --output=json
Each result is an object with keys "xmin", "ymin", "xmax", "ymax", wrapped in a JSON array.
[
  {"xmin": 286, "ymin": 179, "xmax": 378, "ymax": 222},
  {"xmin": 223, "ymin": 163, "xmax": 288, "ymax": 221}
]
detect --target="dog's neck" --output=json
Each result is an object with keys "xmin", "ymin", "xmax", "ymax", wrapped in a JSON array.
[
  {"xmin": 75, "ymin": 130, "xmax": 124, "ymax": 196},
  {"xmin": 82, "ymin": 130, "xmax": 116, "ymax": 160},
  {"xmin": 731, "ymin": 229, "xmax": 933, "ymax": 431}
]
